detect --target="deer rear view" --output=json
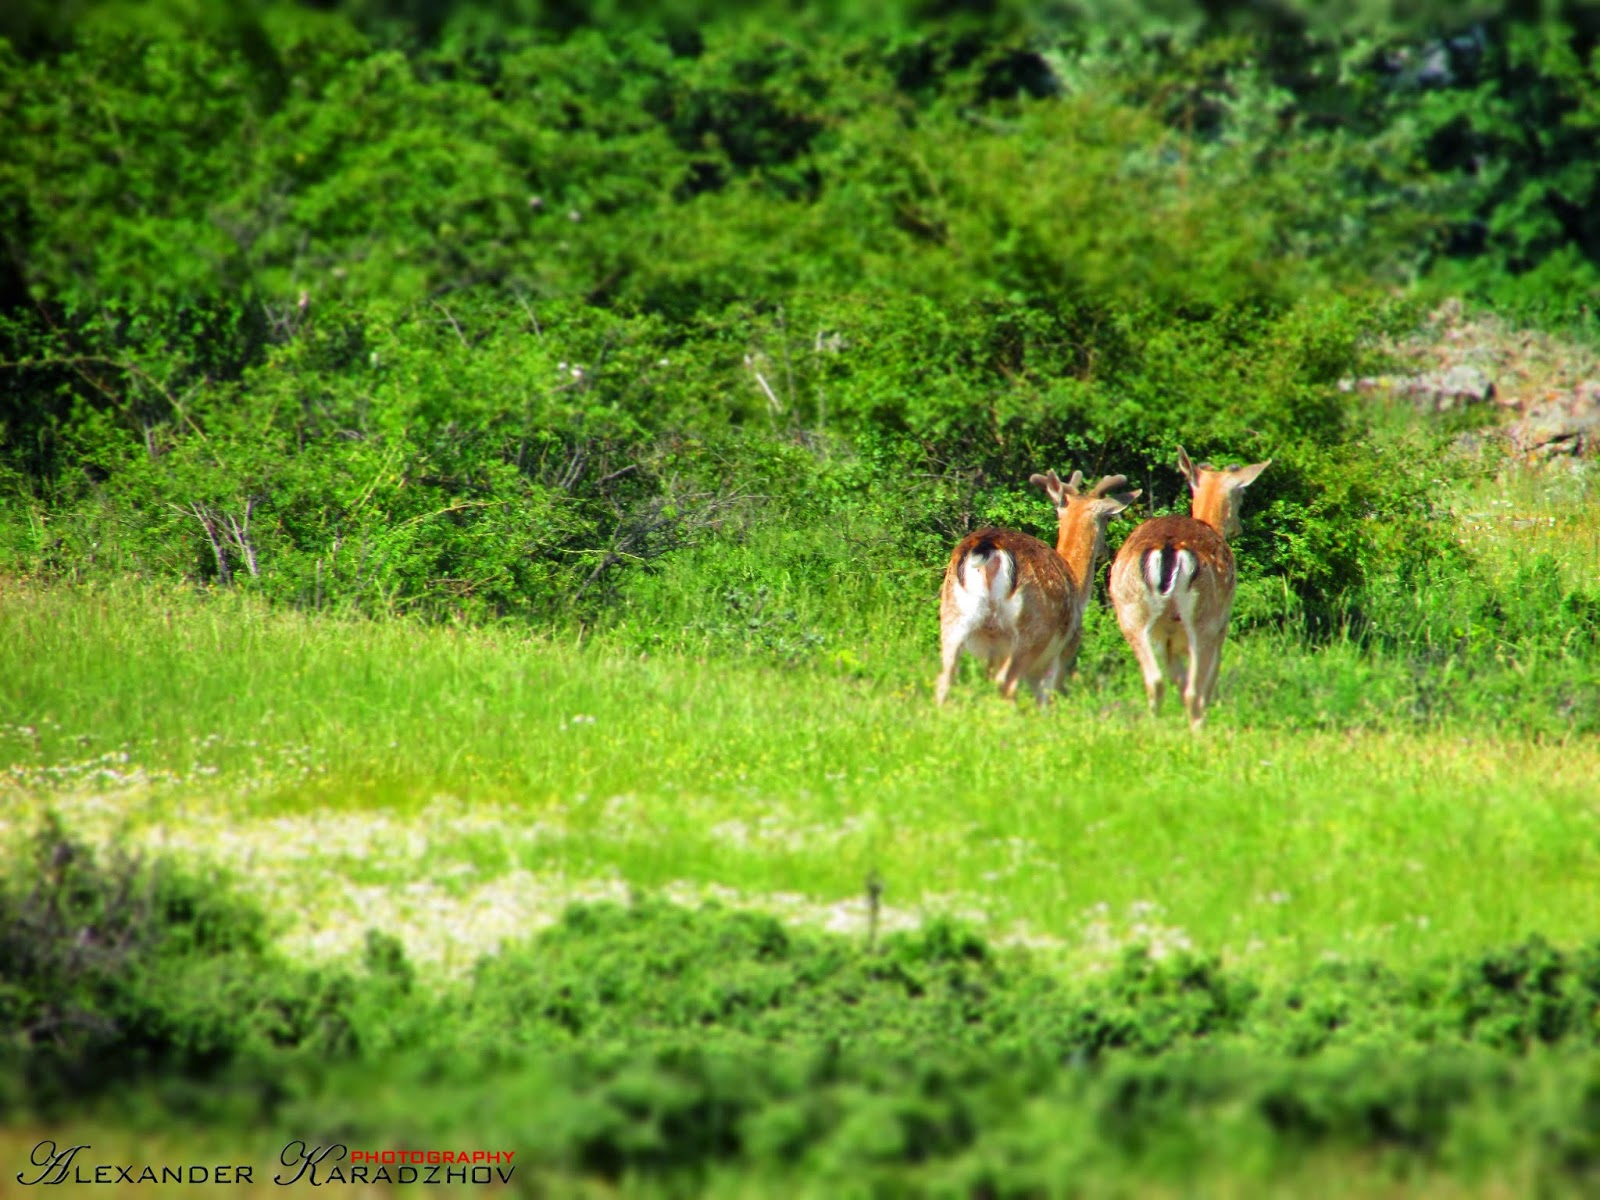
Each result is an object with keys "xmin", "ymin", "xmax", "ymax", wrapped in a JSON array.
[
  {"xmin": 1109, "ymin": 447, "xmax": 1269, "ymax": 730},
  {"xmin": 936, "ymin": 470, "xmax": 1139, "ymax": 707}
]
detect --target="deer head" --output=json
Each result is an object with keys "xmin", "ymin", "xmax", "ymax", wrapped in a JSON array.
[
  {"xmin": 1030, "ymin": 468, "xmax": 1142, "ymax": 573},
  {"xmin": 1176, "ymin": 446, "xmax": 1270, "ymax": 539}
]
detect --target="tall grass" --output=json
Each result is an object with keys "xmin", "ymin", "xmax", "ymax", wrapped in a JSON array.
[{"xmin": 3, "ymin": 560, "xmax": 1597, "ymax": 982}]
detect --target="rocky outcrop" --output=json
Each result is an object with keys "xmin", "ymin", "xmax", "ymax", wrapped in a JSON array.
[
  {"xmin": 1340, "ymin": 365, "xmax": 1495, "ymax": 412},
  {"xmin": 1507, "ymin": 381, "xmax": 1600, "ymax": 459},
  {"xmin": 1342, "ymin": 301, "xmax": 1600, "ymax": 462}
]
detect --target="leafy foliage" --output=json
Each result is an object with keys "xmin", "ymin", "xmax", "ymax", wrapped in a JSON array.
[
  {"xmin": 2, "ymin": 2, "xmax": 1598, "ymax": 682},
  {"xmin": 10, "ymin": 825, "xmax": 1600, "ymax": 1192}
]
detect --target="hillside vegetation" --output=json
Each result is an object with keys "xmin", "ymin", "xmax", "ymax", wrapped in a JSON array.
[
  {"xmin": 3, "ymin": 0, "xmax": 1598, "ymax": 664},
  {"xmin": 4, "ymin": 2, "xmax": 1600, "ymax": 1195},
  {"xmin": 9, "ymin": 818, "xmax": 1600, "ymax": 1198}
]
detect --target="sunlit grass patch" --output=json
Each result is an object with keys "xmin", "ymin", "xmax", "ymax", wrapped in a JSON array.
[
  {"xmin": 1453, "ymin": 460, "xmax": 1600, "ymax": 592},
  {"xmin": 4, "ymin": 576, "xmax": 1599, "ymax": 987}
]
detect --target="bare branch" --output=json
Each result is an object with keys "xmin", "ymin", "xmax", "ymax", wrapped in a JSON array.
[
  {"xmin": 174, "ymin": 502, "xmax": 230, "ymax": 585},
  {"xmin": 223, "ymin": 496, "xmax": 260, "ymax": 577},
  {"xmin": 1, "ymin": 353, "xmax": 209, "ymax": 443},
  {"xmin": 430, "ymin": 301, "xmax": 468, "ymax": 348},
  {"xmin": 572, "ymin": 552, "xmax": 621, "ymax": 604},
  {"xmin": 558, "ymin": 443, "xmax": 588, "ymax": 491},
  {"xmin": 571, "ymin": 484, "xmax": 750, "ymax": 605},
  {"xmin": 745, "ymin": 352, "xmax": 784, "ymax": 415},
  {"xmin": 510, "ymin": 287, "xmax": 543, "ymax": 339}
]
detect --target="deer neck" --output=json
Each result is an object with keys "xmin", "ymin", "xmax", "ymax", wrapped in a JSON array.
[
  {"xmin": 1054, "ymin": 515, "xmax": 1101, "ymax": 600},
  {"xmin": 1190, "ymin": 478, "xmax": 1233, "ymax": 539}
]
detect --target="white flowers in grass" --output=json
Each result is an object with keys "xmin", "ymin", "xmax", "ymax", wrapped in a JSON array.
[
  {"xmin": 5, "ymin": 750, "xmax": 176, "ymax": 791},
  {"xmin": 655, "ymin": 879, "xmax": 990, "ymax": 942},
  {"xmin": 1, "ymin": 792, "xmax": 580, "ymax": 978},
  {"xmin": 3, "ymin": 774, "xmax": 1200, "ymax": 984},
  {"xmin": 0, "ymin": 732, "xmax": 333, "ymax": 797},
  {"xmin": 705, "ymin": 812, "xmax": 870, "ymax": 853},
  {"xmin": 280, "ymin": 870, "xmax": 633, "ymax": 976},
  {"xmin": 1077, "ymin": 899, "xmax": 1194, "ymax": 965}
]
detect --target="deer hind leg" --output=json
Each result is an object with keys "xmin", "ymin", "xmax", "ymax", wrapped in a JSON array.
[
  {"xmin": 1034, "ymin": 664, "xmax": 1061, "ymax": 706},
  {"xmin": 1020, "ymin": 656, "xmax": 1051, "ymax": 707},
  {"xmin": 996, "ymin": 648, "xmax": 1024, "ymax": 701},
  {"xmin": 1202, "ymin": 629, "xmax": 1228, "ymax": 706},
  {"xmin": 1030, "ymin": 640, "xmax": 1072, "ymax": 708},
  {"xmin": 1160, "ymin": 625, "xmax": 1185, "ymax": 689},
  {"xmin": 1184, "ymin": 633, "xmax": 1223, "ymax": 732},
  {"xmin": 1053, "ymin": 628, "xmax": 1084, "ymax": 695},
  {"xmin": 935, "ymin": 619, "xmax": 972, "ymax": 706},
  {"xmin": 1129, "ymin": 623, "xmax": 1168, "ymax": 717},
  {"xmin": 1116, "ymin": 599, "xmax": 1168, "ymax": 716},
  {"xmin": 977, "ymin": 636, "xmax": 1016, "ymax": 698},
  {"xmin": 1000, "ymin": 637, "xmax": 1059, "ymax": 707}
]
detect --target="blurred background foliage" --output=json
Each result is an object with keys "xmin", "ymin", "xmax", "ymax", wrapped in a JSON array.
[{"xmin": 1, "ymin": 0, "xmax": 1597, "ymax": 666}]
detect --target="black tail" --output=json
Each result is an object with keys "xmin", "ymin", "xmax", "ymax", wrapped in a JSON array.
[
  {"xmin": 1156, "ymin": 541, "xmax": 1179, "ymax": 595},
  {"xmin": 968, "ymin": 533, "xmax": 1018, "ymax": 596}
]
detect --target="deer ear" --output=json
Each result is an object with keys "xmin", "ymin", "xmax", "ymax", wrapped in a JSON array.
[
  {"xmin": 1231, "ymin": 460, "xmax": 1271, "ymax": 489},
  {"xmin": 1175, "ymin": 446, "xmax": 1198, "ymax": 488},
  {"xmin": 1097, "ymin": 489, "xmax": 1141, "ymax": 517}
]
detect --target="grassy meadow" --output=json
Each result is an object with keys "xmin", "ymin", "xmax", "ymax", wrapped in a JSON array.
[
  {"xmin": 5, "ymin": 463, "xmax": 1598, "ymax": 987},
  {"xmin": 4, "ymin": 524, "xmax": 1600, "ymax": 1198},
  {"xmin": 8, "ymin": 3, "xmax": 1600, "ymax": 1193}
]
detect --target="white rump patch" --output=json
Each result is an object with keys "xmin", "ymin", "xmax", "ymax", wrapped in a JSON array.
[
  {"xmin": 1172, "ymin": 550, "xmax": 1195, "ymax": 594},
  {"xmin": 955, "ymin": 549, "xmax": 1020, "ymax": 626},
  {"xmin": 1142, "ymin": 552, "xmax": 1162, "ymax": 594},
  {"xmin": 1142, "ymin": 548, "xmax": 1196, "ymax": 598}
]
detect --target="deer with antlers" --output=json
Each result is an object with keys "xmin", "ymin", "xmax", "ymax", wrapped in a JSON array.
[
  {"xmin": 1109, "ymin": 447, "xmax": 1270, "ymax": 730},
  {"xmin": 936, "ymin": 470, "xmax": 1140, "ymax": 707}
]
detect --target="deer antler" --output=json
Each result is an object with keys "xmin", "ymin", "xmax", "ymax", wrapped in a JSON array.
[
  {"xmin": 1090, "ymin": 474, "xmax": 1129, "ymax": 498},
  {"xmin": 1030, "ymin": 469, "xmax": 1096, "ymax": 504}
]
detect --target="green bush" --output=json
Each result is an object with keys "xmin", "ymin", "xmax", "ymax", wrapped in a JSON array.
[
  {"xmin": 4, "ymin": 2, "xmax": 1599, "ymax": 712},
  {"xmin": 12, "ymin": 822, "xmax": 1600, "ymax": 1193}
]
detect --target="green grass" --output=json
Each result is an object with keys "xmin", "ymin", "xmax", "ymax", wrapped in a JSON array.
[
  {"xmin": 3, "ymin": 564, "xmax": 1597, "ymax": 983},
  {"xmin": 1453, "ymin": 462, "xmax": 1600, "ymax": 594},
  {"xmin": 2, "ymin": 472, "xmax": 1599, "ymax": 1199}
]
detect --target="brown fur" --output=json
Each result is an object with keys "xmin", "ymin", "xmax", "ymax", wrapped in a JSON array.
[
  {"xmin": 1108, "ymin": 448, "xmax": 1268, "ymax": 730},
  {"xmin": 936, "ymin": 471, "xmax": 1138, "ymax": 707},
  {"xmin": 938, "ymin": 528, "xmax": 1076, "ymax": 685}
]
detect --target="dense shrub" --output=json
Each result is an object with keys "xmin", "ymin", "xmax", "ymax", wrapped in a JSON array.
[
  {"xmin": 10, "ymin": 823, "xmax": 1600, "ymax": 1192},
  {"xmin": 2, "ymin": 2, "xmax": 1598, "ymax": 698}
]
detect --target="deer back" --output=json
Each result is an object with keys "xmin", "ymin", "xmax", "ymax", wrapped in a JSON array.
[
  {"xmin": 941, "ymin": 526, "xmax": 1076, "ymax": 638},
  {"xmin": 1109, "ymin": 514, "xmax": 1236, "ymax": 629}
]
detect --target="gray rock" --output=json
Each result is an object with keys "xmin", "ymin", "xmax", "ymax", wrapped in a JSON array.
[
  {"xmin": 1507, "ymin": 380, "xmax": 1600, "ymax": 458},
  {"xmin": 1337, "ymin": 366, "xmax": 1495, "ymax": 411},
  {"xmin": 1450, "ymin": 427, "xmax": 1503, "ymax": 458},
  {"xmin": 1399, "ymin": 365, "xmax": 1497, "ymax": 412}
]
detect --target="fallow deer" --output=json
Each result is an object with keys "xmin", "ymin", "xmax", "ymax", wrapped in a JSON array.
[
  {"xmin": 936, "ymin": 470, "xmax": 1140, "ymax": 707},
  {"xmin": 1108, "ymin": 447, "xmax": 1270, "ymax": 730}
]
